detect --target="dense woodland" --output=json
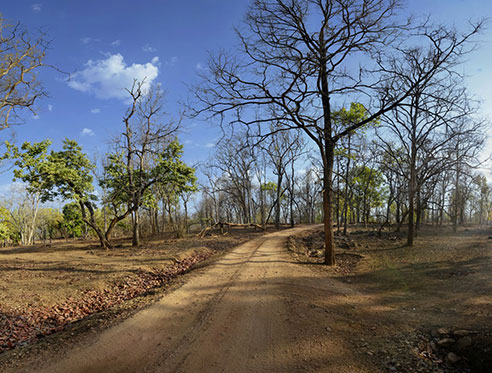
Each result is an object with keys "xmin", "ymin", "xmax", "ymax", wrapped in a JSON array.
[{"xmin": 0, "ymin": 1, "xmax": 490, "ymax": 265}]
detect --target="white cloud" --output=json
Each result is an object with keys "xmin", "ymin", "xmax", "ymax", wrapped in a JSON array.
[
  {"xmin": 32, "ymin": 3, "xmax": 41, "ymax": 12},
  {"xmin": 142, "ymin": 44, "xmax": 157, "ymax": 53},
  {"xmin": 111, "ymin": 40, "xmax": 121, "ymax": 47},
  {"xmin": 205, "ymin": 142, "xmax": 215, "ymax": 148},
  {"xmin": 183, "ymin": 139, "xmax": 193, "ymax": 145},
  {"xmin": 47, "ymin": 104, "xmax": 53, "ymax": 112},
  {"xmin": 81, "ymin": 37, "xmax": 92, "ymax": 44},
  {"xmin": 195, "ymin": 63, "xmax": 204, "ymax": 70},
  {"xmin": 67, "ymin": 53, "xmax": 159, "ymax": 100},
  {"xmin": 81, "ymin": 128, "xmax": 95, "ymax": 136},
  {"xmin": 90, "ymin": 108, "xmax": 101, "ymax": 114},
  {"xmin": 33, "ymin": 114, "xmax": 40, "ymax": 120}
]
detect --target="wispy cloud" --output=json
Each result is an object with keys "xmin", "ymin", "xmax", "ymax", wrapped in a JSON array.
[
  {"xmin": 111, "ymin": 40, "xmax": 121, "ymax": 47},
  {"xmin": 195, "ymin": 63, "xmax": 204, "ymax": 70},
  {"xmin": 166, "ymin": 56, "xmax": 178, "ymax": 66},
  {"xmin": 205, "ymin": 142, "xmax": 215, "ymax": 148},
  {"xmin": 81, "ymin": 128, "xmax": 95, "ymax": 136},
  {"xmin": 47, "ymin": 104, "xmax": 53, "ymax": 112},
  {"xmin": 32, "ymin": 3, "xmax": 41, "ymax": 12},
  {"xmin": 90, "ymin": 108, "xmax": 101, "ymax": 114},
  {"xmin": 0, "ymin": 182, "xmax": 25, "ymax": 196},
  {"xmin": 142, "ymin": 44, "xmax": 157, "ymax": 53},
  {"xmin": 67, "ymin": 53, "xmax": 159, "ymax": 100},
  {"xmin": 81, "ymin": 37, "xmax": 92, "ymax": 44}
]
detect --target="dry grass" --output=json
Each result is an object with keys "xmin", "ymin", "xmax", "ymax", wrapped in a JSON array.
[{"xmin": 0, "ymin": 227, "xmax": 266, "ymax": 311}]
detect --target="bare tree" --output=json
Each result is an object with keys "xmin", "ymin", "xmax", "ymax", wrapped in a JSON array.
[
  {"xmin": 102, "ymin": 80, "xmax": 183, "ymax": 246},
  {"xmin": 377, "ymin": 40, "xmax": 486, "ymax": 245},
  {"xmin": 261, "ymin": 126, "xmax": 305, "ymax": 228},
  {"xmin": 0, "ymin": 14, "xmax": 50, "ymax": 128},
  {"xmin": 209, "ymin": 131, "xmax": 257, "ymax": 224},
  {"xmin": 193, "ymin": 0, "xmax": 482, "ymax": 264}
]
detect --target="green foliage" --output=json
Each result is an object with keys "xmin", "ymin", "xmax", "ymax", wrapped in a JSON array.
[
  {"xmin": 261, "ymin": 181, "xmax": 277, "ymax": 192},
  {"xmin": 352, "ymin": 165, "xmax": 385, "ymax": 209},
  {"xmin": 61, "ymin": 203, "xmax": 84, "ymax": 238},
  {"xmin": 0, "ymin": 205, "xmax": 13, "ymax": 240},
  {"xmin": 5, "ymin": 138, "xmax": 95, "ymax": 204},
  {"xmin": 333, "ymin": 102, "xmax": 379, "ymax": 135},
  {"xmin": 101, "ymin": 139, "xmax": 197, "ymax": 210},
  {"xmin": 4, "ymin": 139, "xmax": 51, "ymax": 195},
  {"xmin": 36, "ymin": 208, "xmax": 62, "ymax": 240}
]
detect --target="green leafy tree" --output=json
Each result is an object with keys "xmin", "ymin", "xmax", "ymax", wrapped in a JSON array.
[
  {"xmin": 61, "ymin": 203, "xmax": 84, "ymax": 238},
  {"xmin": 6, "ymin": 138, "xmax": 112, "ymax": 248},
  {"xmin": 0, "ymin": 205, "xmax": 14, "ymax": 242},
  {"xmin": 333, "ymin": 103, "xmax": 379, "ymax": 235},
  {"xmin": 4, "ymin": 140, "xmax": 49, "ymax": 244},
  {"xmin": 101, "ymin": 139, "xmax": 197, "ymax": 241},
  {"xmin": 36, "ymin": 207, "xmax": 63, "ymax": 242}
]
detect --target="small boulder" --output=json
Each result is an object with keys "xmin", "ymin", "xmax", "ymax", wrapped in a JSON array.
[
  {"xmin": 437, "ymin": 338, "xmax": 455, "ymax": 347},
  {"xmin": 453, "ymin": 329, "xmax": 470, "ymax": 337},
  {"xmin": 437, "ymin": 328, "xmax": 449, "ymax": 335}
]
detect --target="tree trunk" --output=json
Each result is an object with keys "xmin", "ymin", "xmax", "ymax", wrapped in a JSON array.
[
  {"xmin": 275, "ymin": 173, "xmax": 282, "ymax": 229},
  {"xmin": 453, "ymin": 164, "xmax": 460, "ymax": 233},
  {"xmin": 80, "ymin": 201, "xmax": 113, "ymax": 250},
  {"xmin": 323, "ymin": 141, "xmax": 335, "ymax": 266},
  {"xmin": 132, "ymin": 209, "xmax": 140, "ymax": 246},
  {"xmin": 343, "ymin": 135, "xmax": 351, "ymax": 235},
  {"xmin": 184, "ymin": 200, "xmax": 189, "ymax": 234}
]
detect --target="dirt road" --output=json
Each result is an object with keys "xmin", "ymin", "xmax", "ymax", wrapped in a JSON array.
[{"xmin": 31, "ymin": 226, "xmax": 375, "ymax": 373}]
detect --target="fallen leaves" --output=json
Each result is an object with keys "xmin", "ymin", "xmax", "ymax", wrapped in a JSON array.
[{"xmin": 0, "ymin": 249, "xmax": 214, "ymax": 353}]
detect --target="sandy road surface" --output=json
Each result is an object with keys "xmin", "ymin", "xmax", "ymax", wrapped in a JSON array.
[{"xmin": 32, "ymin": 226, "xmax": 375, "ymax": 373}]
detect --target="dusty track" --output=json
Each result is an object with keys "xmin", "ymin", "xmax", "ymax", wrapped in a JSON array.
[{"xmin": 31, "ymin": 226, "xmax": 375, "ymax": 372}]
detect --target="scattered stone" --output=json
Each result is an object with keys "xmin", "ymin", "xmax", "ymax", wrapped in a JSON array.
[
  {"xmin": 325, "ymin": 326, "xmax": 332, "ymax": 332},
  {"xmin": 453, "ymin": 329, "xmax": 470, "ymax": 337},
  {"xmin": 447, "ymin": 352, "xmax": 461, "ymax": 364},
  {"xmin": 437, "ymin": 338, "xmax": 455, "ymax": 346},
  {"xmin": 437, "ymin": 328, "xmax": 449, "ymax": 335}
]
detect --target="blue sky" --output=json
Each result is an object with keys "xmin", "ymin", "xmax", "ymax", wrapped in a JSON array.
[{"xmin": 1, "ymin": 0, "xmax": 492, "ymax": 189}]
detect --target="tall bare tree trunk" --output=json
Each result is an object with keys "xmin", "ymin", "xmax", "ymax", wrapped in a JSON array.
[
  {"xmin": 407, "ymin": 138, "xmax": 417, "ymax": 246},
  {"xmin": 132, "ymin": 209, "xmax": 140, "ymax": 246},
  {"xmin": 323, "ymin": 141, "xmax": 335, "ymax": 265}
]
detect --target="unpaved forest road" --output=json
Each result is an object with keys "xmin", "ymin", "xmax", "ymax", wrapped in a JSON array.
[{"xmin": 35, "ymin": 226, "xmax": 375, "ymax": 373}]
